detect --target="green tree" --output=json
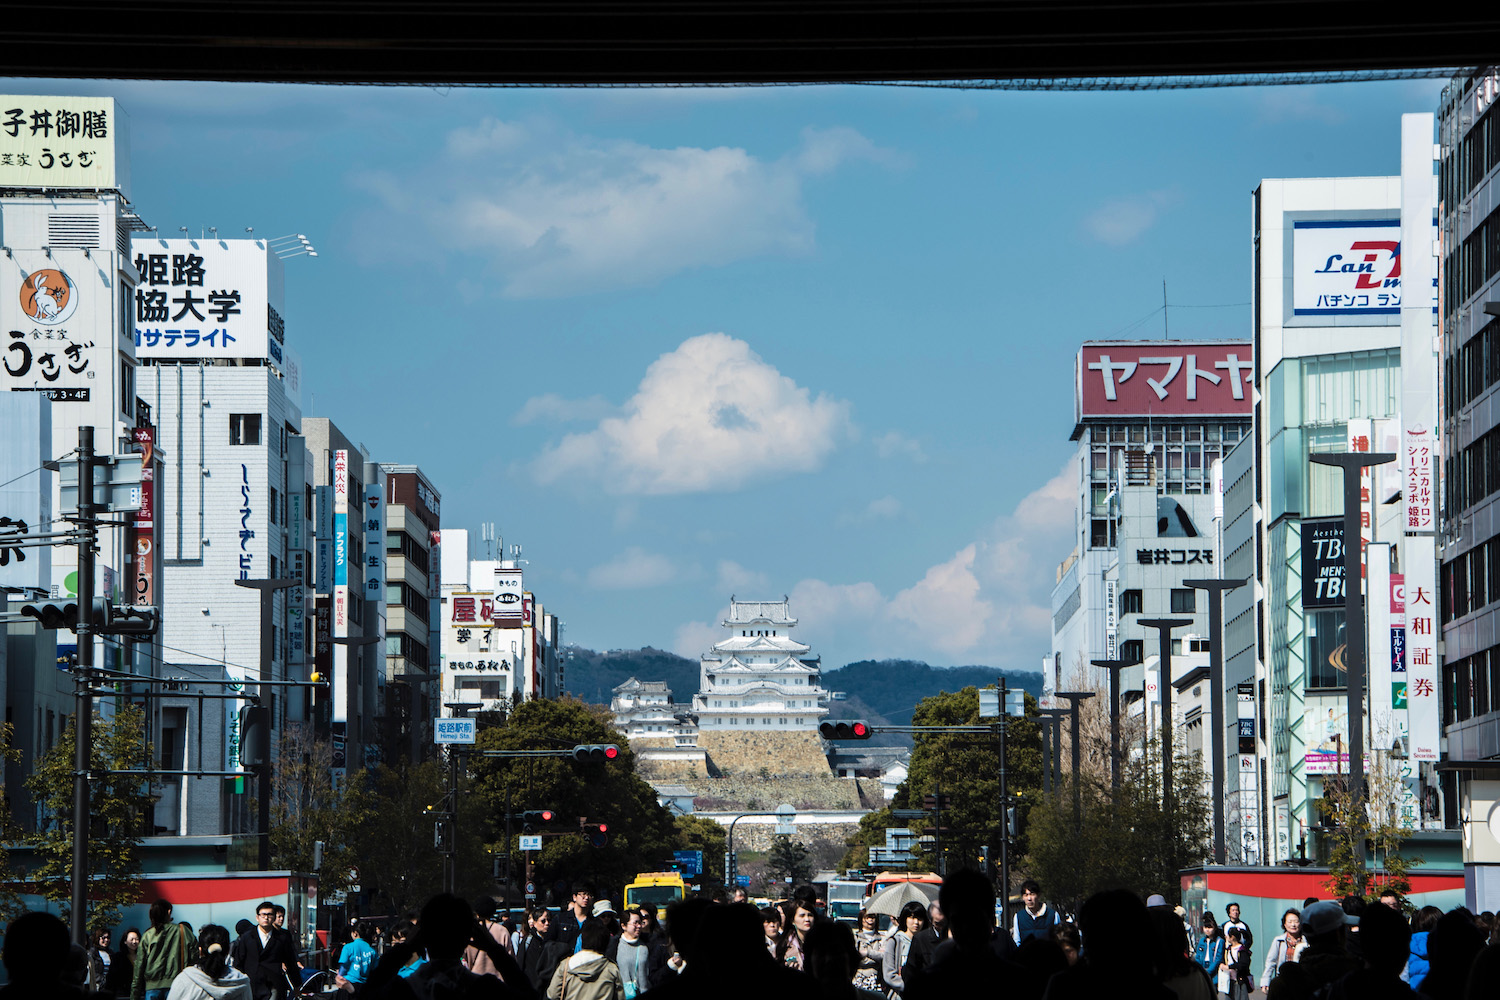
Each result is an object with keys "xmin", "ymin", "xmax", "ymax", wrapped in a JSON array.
[
  {"xmin": 766, "ymin": 835, "xmax": 813, "ymax": 887},
  {"xmin": 350, "ymin": 758, "xmax": 449, "ymax": 916},
  {"xmin": 0, "ymin": 722, "xmax": 27, "ymax": 922},
  {"xmin": 268, "ymin": 722, "xmax": 370, "ymax": 894},
  {"xmin": 838, "ymin": 805, "xmax": 894, "ymax": 871},
  {"xmin": 889, "ymin": 686, "xmax": 1043, "ymax": 887},
  {"xmin": 467, "ymin": 697, "xmax": 678, "ymax": 901},
  {"xmin": 1022, "ymin": 733, "xmax": 1210, "ymax": 911},
  {"xmin": 1316, "ymin": 749, "xmax": 1422, "ymax": 901},
  {"xmin": 672, "ymin": 813, "xmax": 727, "ymax": 883},
  {"xmin": 25, "ymin": 705, "xmax": 153, "ymax": 928}
]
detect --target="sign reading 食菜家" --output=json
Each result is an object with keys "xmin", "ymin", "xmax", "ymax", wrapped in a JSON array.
[
  {"xmin": 0, "ymin": 96, "xmax": 128, "ymax": 195},
  {"xmin": 131, "ymin": 239, "xmax": 283, "ymax": 363}
]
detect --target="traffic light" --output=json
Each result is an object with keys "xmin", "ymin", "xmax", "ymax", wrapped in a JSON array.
[
  {"xmin": 922, "ymin": 794, "xmax": 953, "ymax": 811},
  {"xmin": 20, "ymin": 601, "xmax": 79, "ymax": 631},
  {"xmin": 239, "ymin": 706, "xmax": 270, "ymax": 769},
  {"xmin": 572, "ymin": 744, "xmax": 620, "ymax": 763},
  {"xmin": 107, "ymin": 604, "xmax": 158, "ymax": 635},
  {"xmin": 818, "ymin": 721, "xmax": 871, "ymax": 740},
  {"xmin": 978, "ymin": 845, "xmax": 991, "ymax": 875},
  {"xmin": 585, "ymin": 822, "xmax": 608, "ymax": 848},
  {"xmin": 521, "ymin": 809, "xmax": 555, "ymax": 831},
  {"xmin": 434, "ymin": 817, "xmax": 453, "ymax": 852}
]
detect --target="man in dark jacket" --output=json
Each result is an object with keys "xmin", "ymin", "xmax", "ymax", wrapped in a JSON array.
[
  {"xmin": 900, "ymin": 900, "xmax": 948, "ymax": 984},
  {"xmin": 546, "ymin": 884, "xmax": 594, "ymax": 951},
  {"xmin": 231, "ymin": 901, "xmax": 301, "ymax": 1000},
  {"xmin": 904, "ymin": 870, "xmax": 1040, "ymax": 1000}
]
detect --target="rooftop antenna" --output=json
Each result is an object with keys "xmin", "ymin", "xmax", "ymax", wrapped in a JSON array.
[{"xmin": 1163, "ymin": 279, "xmax": 1169, "ymax": 340}]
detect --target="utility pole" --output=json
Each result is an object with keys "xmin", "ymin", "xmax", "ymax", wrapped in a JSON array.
[
  {"xmin": 235, "ymin": 576, "xmax": 298, "ymax": 870},
  {"xmin": 1037, "ymin": 709, "xmax": 1067, "ymax": 792},
  {"xmin": 70, "ymin": 426, "xmax": 95, "ymax": 945},
  {"xmin": 1309, "ymin": 452, "xmax": 1395, "ymax": 874},
  {"xmin": 995, "ymin": 675, "xmax": 1012, "ymax": 927},
  {"xmin": 1137, "ymin": 618, "xmax": 1192, "ymax": 815},
  {"xmin": 1185, "ymin": 578, "xmax": 1248, "ymax": 865},
  {"xmin": 1090, "ymin": 658, "xmax": 1130, "ymax": 791}
]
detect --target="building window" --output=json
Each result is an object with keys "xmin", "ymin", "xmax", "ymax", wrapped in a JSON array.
[
  {"xmin": 1121, "ymin": 589, "xmax": 1143, "ymax": 615},
  {"xmin": 269, "ymin": 486, "xmax": 279, "ymax": 525},
  {"xmin": 229, "ymin": 413, "xmax": 262, "ymax": 445},
  {"xmin": 119, "ymin": 356, "xmax": 134, "ymax": 417},
  {"xmin": 1170, "ymin": 589, "xmax": 1196, "ymax": 614},
  {"xmin": 1121, "ymin": 639, "xmax": 1144, "ymax": 665}
]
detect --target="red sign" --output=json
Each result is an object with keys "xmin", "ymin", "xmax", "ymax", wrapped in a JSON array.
[
  {"xmin": 1077, "ymin": 343, "xmax": 1254, "ymax": 419},
  {"xmin": 127, "ymin": 426, "xmax": 156, "ymax": 605}
]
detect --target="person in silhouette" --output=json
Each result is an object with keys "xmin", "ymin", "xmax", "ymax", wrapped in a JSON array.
[
  {"xmin": 903, "ymin": 869, "xmax": 1038, "ymax": 1000},
  {"xmin": 1, "ymin": 910, "xmax": 84, "ymax": 998}
]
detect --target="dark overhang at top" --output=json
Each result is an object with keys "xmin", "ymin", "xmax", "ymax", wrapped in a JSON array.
[{"xmin": 3, "ymin": 3, "xmax": 1496, "ymax": 87}]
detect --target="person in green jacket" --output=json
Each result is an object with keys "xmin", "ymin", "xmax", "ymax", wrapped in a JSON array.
[{"xmin": 133, "ymin": 898, "xmax": 194, "ymax": 1000}]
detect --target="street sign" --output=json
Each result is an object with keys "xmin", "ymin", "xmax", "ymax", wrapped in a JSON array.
[
  {"xmin": 775, "ymin": 802, "xmax": 795, "ymax": 836},
  {"xmin": 435, "ymin": 718, "xmax": 476, "ymax": 744},
  {"xmin": 673, "ymin": 849, "xmax": 703, "ymax": 876},
  {"xmin": 736, "ymin": 875, "xmax": 751, "ymax": 887},
  {"xmin": 60, "ymin": 455, "xmax": 144, "ymax": 513},
  {"xmin": 520, "ymin": 834, "xmax": 543, "ymax": 851}
]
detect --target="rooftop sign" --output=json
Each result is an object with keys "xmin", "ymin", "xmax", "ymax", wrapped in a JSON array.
[{"xmin": 1076, "ymin": 341, "xmax": 1254, "ymax": 423}]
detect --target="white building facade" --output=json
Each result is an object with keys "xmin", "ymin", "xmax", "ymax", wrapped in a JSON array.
[{"xmin": 691, "ymin": 598, "xmax": 830, "ymax": 731}]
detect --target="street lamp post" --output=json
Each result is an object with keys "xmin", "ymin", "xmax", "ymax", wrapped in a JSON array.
[
  {"xmin": 1037, "ymin": 709, "xmax": 1067, "ymax": 793},
  {"xmin": 1185, "ymin": 578, "xmax": 1247, "ymax": 865},
  {"xmin": 1137, "ymin": 618, "xmax": 1192, "ymax": 813},
  {"xmin": 1054, "ymin": 692, "xmax": 1096, "ymax": 831},
  {"xmin": 234, "ymin": 576, "xmax": 299, "ymax": 871},
  {"xmin": 1089, "ymin": 658, "xmax": 1130, "ymax": 791},
  {"xmin": 1309, "ymin": 451, "xmax": 1395, "ymax": 871}
]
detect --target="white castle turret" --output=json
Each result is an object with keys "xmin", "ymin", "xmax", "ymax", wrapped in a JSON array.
[{"xmin": 691, "ymin": 597, "xmax": 830, "ymax": 731}]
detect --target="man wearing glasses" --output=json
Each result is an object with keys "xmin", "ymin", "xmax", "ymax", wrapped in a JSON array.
[{"xmin": 231, "ymin": 901, "xmax": 301, "ymax": 1000}]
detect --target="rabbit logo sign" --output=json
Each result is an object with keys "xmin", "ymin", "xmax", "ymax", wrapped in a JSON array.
[{"xmin": 19, "ymin": 268, "xmax": 78, "ymax": 325}]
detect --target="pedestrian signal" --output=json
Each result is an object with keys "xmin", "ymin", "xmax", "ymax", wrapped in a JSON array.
[
  {"xmin": 572, "ymin": 744, "xmax": 620, "ymax": 762},
  {"xmin": 819, "ymin": 721, "xmax": 871, "ymax": 740}
]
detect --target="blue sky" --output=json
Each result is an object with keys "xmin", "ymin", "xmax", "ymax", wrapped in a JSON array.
[{"xmin": 4, "ymin": 75, "xmax": 1447, "ymax": 671}]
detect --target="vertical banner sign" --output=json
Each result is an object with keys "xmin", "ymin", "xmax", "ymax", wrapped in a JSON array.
[
  {"xmin": 1347, "ymin": 419, "xmax": 1373, "ymax": 578},
  {"xmin": 493, "ymin": 567, "xmax": 524, "ymax": 626},
  {"xmin": 1236, "ymin": 683, "xmax": 1259, "ymax": 864},
  {"xmin": 331, "ymin": 450, "xmax": 349, "ymax": 783},
  {"xmin": 1367, "ymin": 544, "xmax": 1393, "ymax": 751},
  {"xmin": 1404, "ymin": 554, "xmax": 1439, "ymax": 762},
  {"xmin": 1300, "ymin": 517, "xmax": 1346, "ymax": 608},
  {"xmin": 287, "ymin": 470, "xmax": 305, "ymax": 668},
  {"xmin": 315, "ymin": 484, "xmax": 332, "ymax": 594},
  {"xmin": 128, "ymin": 426, "xmax": 155, "ymax": 605},
  {"xmin": 1104, "ymin": 580, "xmax": 1118, "ymax": 660},
  {"xmin": 362, "ymin": 485, "xmax": 384, "ymax": 615},
  {"xmin": 1389, "ymin": 573, "xmax": 1418, "ymax": 826},
  {"xmin": 1399, "ymin": 114, "xmax": 1440, "ymax": 776}
]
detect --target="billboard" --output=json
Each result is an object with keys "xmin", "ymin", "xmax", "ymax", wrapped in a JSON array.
[
  {"xmin": 131, "ymin": 238, "xmax": 284, "ymax": 362},
  {"xmin": 1291, "ymin": 219, "xmax": 1402, "ymax": 317},
  {"xmin": 0, "ymin": 96, "xmax": 129, "ymax": 195},
  {"xmin": 494, "ymin": 568, "xmax": 525, "ymax": 626},
  {"xmin": 1076, "ymin": 342, "xmax": 1254, "ymax": 421},
  {"xmin": 2, "ymin": 252, "xmax": 107, "ymax": 402},
  {"xmin": 1300, "ymin": 517, "xmax": 1345, "ymax": 609}
]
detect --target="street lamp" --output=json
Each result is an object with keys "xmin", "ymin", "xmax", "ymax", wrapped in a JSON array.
[
  {"xmin": 1089, "ymin": 658, "xmax": 1130, "ymax": 791},
  {"xmin": 235, "ymin": 577, "xmax": 299, "ymax": 870},
  {"xmin": 1138, "ymin": 618, "xmax": 1192, "ymax": 813},
  {"xmin": 1309, "ymin": 450, "xmax": 1395, "ymax": 871},
  {"xmin": 1054, "ymin": 692, "xmax": 1096, "ymax": 831},
  {"xmin": 1184, "ymin": 578, "xmax": 1247, "ymax": 865}
]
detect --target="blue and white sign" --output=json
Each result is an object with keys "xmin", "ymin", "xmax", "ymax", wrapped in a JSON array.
[
  {"xmin": 736, "ymin": 875, "xmax": 751, "ymax": 887},
  {"xmin": 520, "ymin": 835, "xmax": 543, "ymax": 852},
  {"xmin": 435, "ymin": 718, "xmax": 476, "ymax": 744},
  {"xmin": 1292, "ymin": 219, "xmax": 1402, "ymax": 317},
  {"xmin": 673, "ymin": 850, "xmax": 703, "ymax": 876}
]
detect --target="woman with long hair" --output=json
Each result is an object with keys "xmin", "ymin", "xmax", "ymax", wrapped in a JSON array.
[
  {"xmin": 134, "ymin": 900, "xmax": 193, "ymax": 1000},
  {"xmin": 1194, "ymin": 913, "xmax": 1223, "ymax": 979},
  {"xmin": 105, "ymin": 928, "xmax": 141, "ymax": 997},
  {"xmin": 776, "ymin": 899, "xmax": 817, "ymax": 970},
  {"xmin": 879, "ymin": 901, "xmax": 929, "ymax": 996},
  {"xmin": 1259, "ymin": 908, "xmax": 1305, "ymax": 990},
  {"xmin": 165, "ymin": 924, "xmax": 249, "ymax": 1000}
]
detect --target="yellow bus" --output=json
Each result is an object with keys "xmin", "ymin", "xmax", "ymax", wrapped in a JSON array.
[{"xmin": 624, "ymin": 871, "xmax": 687, "ymax": 921}]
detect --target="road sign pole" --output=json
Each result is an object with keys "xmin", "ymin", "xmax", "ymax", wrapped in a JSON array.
[{"xmin": 70, "ymin": 425, "xmax": 95, "ymax": 945}]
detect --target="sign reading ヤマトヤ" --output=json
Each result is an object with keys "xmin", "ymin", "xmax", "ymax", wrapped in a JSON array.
[
  {"xmin": 1077, "ymin": 342, "xmax": 1254, "ymax": 421},
  {"xmin": 131, "ymin": 238, "xmax": 284, "ymax": 362}
]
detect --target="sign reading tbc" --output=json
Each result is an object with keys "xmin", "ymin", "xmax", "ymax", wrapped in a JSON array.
[{"xmin": 1301, "ymin": 517, "xmax": 1345, "ymax": 609}]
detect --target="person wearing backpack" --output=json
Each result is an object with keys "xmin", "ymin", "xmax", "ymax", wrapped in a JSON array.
[{"xmin": 134, "ymin": 899, "xmax": 195, "ymax": 1000}]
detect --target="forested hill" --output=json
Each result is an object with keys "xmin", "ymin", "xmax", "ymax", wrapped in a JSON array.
[{"xmin": 563, "ymin": 648, "xmax": 1042, "ymax": 728}]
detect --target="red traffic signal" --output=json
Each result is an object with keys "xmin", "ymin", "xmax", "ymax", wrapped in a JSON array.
[
  {"xmin": 819, "ymin": 720, "xmax": 872, "ymax": 740},
  {"xmin": 573, "ymin": 744, "xmax": 621, "ymax": 763},
  {"xmin": 521, "ymin": 809, "xmax": 555, "ymax": 829}
]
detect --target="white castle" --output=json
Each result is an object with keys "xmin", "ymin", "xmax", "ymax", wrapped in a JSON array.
[{"xmin": 691, "ymin": 598, "xmax": 831, "ymax": 731}]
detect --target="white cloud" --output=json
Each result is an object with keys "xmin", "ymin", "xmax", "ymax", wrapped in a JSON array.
[
  {"xmin": 512, "ymin": 393, "xmax": 615, "ymax": 425},
  {"xmin": 586, "ymin": 547, "xmax": 676, "ymax": 589},
  {"xmin": 836, "ymin": 495, "xmax": 903, "ymax": 527},
  {"xmin": 874, "ymin": 431, "xmax": 926, "ymax": 462},
  {"xmin": 780, "ymin": 465, "xmax": 1076, "ymax": 664},
  {"xmin": 1082, "ymin": 189, "xmax": 1179, "ymax": 245},
  {"xmin": 671, "ymin": 618, "xmax": 726, "ymax": 659},
  {"xmin": 534, "ymin": 333, "xmax": 852, "ymax": 495},
  {"xmin": 354, "ymin": 120, "xmax": 897, "ymax": 297},
  {"xmin": 1255, "ymin": 89, "xmax": 1347, "ymax": 126},
  {"xmin": 717, "ymin": 560, "xmax": 770, "ymax": 593}
]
